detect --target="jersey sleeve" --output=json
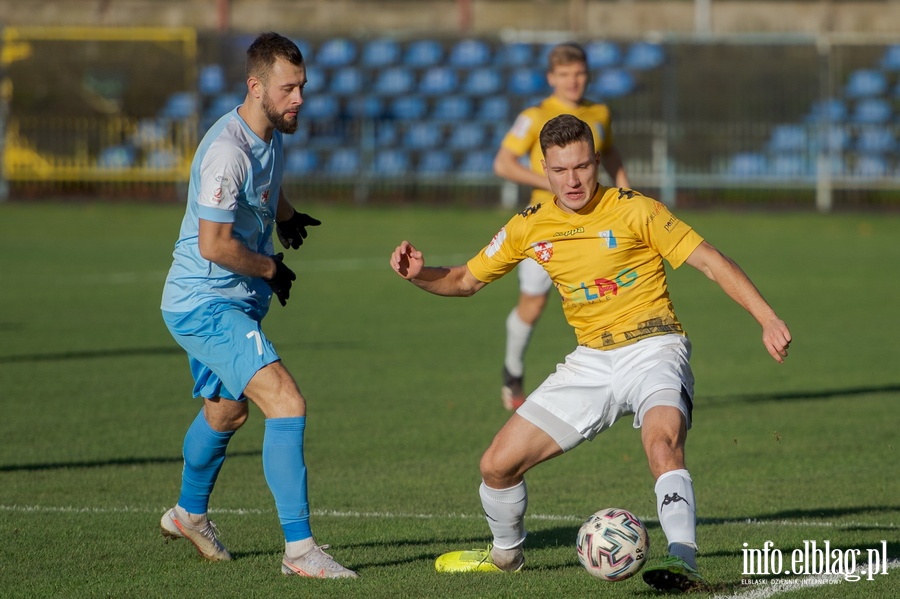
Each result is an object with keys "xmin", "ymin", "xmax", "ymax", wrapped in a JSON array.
[
  {"xmin": 195, "ymin": 139, "xmax": 249, "ymax": 223},
  {"xmin": 626, "ymin": 195, "xmax": 704, "ymax": 269},
  {"xmin": 500, "ymin": 108, "xmax": 540, "ymax": 157},
  {"xmin": 466, "ymin": 215, "xmax": 528, "ymax": 284}
]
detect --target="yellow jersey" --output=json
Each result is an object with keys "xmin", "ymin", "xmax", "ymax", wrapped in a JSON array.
[
  {"xmin": 467, "ymin": 186, "xmax": 704, "ymax": 351},
  {"xmin": 501, "ymin": 95, "xmax": 616, "ymax": 205}
]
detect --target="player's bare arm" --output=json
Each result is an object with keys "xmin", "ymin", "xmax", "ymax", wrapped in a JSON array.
[
  {"xmin": 198, "ymin": 218, "xmax": 279, "ymax": 279},
  {"xmin": 493, "ymin": 147, "xmax": 552, "ymax": 191},
  {"xmin": 390, "ymin": 241, "xmax": 486, "ymax": 297},
  {"xmin": 685, "ymin": 241, "xmax": 792, "ymax": 363}
]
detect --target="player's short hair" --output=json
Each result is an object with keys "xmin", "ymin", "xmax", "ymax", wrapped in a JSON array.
[
  {"xmin": 547, "ymin": 42, "xmax": 588, "ymax": 72},
  {"xmin": 539, "ymin": 114, "xmax": 595, "ymax": 155},
  {"xmin": 246, "ymin": 32, "xmax": 304, "ymax": 82}
]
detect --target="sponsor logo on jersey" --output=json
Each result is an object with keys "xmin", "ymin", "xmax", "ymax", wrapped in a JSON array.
[
  {"xmin": 210, "ymin": 186, "xmax": 223, "ymax": 205},
  {"xmin": 510, "ymin": 114, "xmax": 531, "ymax": 138},
  {"xmin": 645, "ymin": 200, "xmax": 665, "ymax": 225},
  {"xmin": 261, "ymin": 189, "xmax": 270, "ymax": 207},
  {"xmin": 485, "ymin": 227, "xmax": 507, "ymax": 258},
  {"xmin": 599, "ymin": 230, "xmax": 618, "ymax": 248},
  {"xmin": 562, "ymin": 267, "xmax": 638, "ymax": 303},
  {"xmin": 553, "ymin": 227, "xmax": 584, "ymax": 237},
  {"xmin": 519, "ymin": 203, "xmax": 541, "ymax": 217},
  {"xmin": 531, "ymin": 241, "xmax": 553, "ymax": 264},
  {"xmin": 664, "ymin": 216, "xmax": 678, "ymax": 232}
]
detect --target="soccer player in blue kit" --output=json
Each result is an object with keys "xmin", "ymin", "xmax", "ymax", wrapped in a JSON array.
[{"xmin": 159, "ymin": 32, "xmax": 357, "ymax": 579}]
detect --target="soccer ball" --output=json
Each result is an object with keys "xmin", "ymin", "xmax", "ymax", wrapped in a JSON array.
[{"xmin": 576, "ymin": 508, "xmax": 650, "ymax": 581}]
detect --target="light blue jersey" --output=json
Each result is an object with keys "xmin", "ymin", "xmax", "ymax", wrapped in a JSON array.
[{"xmin": 161, "ymin": 107, "xmax": 284, "ymax": 313}]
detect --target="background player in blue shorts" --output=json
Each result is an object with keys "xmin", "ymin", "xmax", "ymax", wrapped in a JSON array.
[{"xmin": 159, "ymin": 32, "xmax": 356, "ymax": 579}]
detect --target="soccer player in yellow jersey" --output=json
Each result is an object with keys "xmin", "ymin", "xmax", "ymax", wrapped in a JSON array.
[
  {"xmin": 390, "ymin": 115, "xmax": 791, "ymax": 593},
  {"xmin": 494, "ymin": 42, "xmax": 630, "ymax": 410}
]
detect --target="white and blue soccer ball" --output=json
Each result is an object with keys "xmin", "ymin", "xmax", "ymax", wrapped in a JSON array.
[{"xmin": 576, "ymin": 508, "xmax": 650, "ymax": 581}]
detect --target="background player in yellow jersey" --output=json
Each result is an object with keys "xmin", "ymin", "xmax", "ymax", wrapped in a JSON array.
[
  {"xmin": 390, "ymin": 115, "xmax": 791, "ymax": 593},
  {"xmin": 494, "ymin": 42, "xmax": 631, "ymax": 410}
]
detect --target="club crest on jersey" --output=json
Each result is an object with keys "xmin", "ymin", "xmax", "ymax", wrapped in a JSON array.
[
  {"xmin": 261, "ymin": 189, "xmax": 270, "ymax": 206},
  {"xmin": 485, "ymin": 227, "xmax": 507, "ymax": 258},
  {"xmin": 531, "ymin": 241, "xmax": 553, "ymax": 264}
]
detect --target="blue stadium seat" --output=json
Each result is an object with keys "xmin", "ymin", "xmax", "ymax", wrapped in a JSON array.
[
  {"xmin": 376, "ymin": 121, "xmax": 399, "ymax": 147},
  {"xmin": 329, "ymin": 67, "xmax": 364, "ymax": 96},
  {"xmin": 813, "ymin": 125, "xmax": 851, "ymax": 152},
  {"xmin": 726, "ymin": 152, "xmax": 768, "ymax": 178},
  {"xmin": 585, "ymin": 41, "xmax": 620, "ymax": 69},
  {"xmin": 205, "ymin": 92, "xmax": 243, "ymax": 122},
  {"xmin": 417, "ymin": 150, "xmax": 454, "ymax": 175},
  {"xmin": 854, "ymin": 154, "xmax": 890, "ymax": 178},
  {"xmin": 303, "ymin": 66, "xmax": 327, "ymax": 94},
  {"xmin": 285, "ymin": 149, "xmax": 320, "ymax": 175},
  {"xmin": 589, "ymin": 69, "xmax": 635, "ymax": 98},
  {"xmin": 316, "ymin": 38, "xmax": 357, "ymax": 68},
  {"xmin": 159, "ymin": 92, "xmax": 197, "ymax": 119},
  {"xmin": 97, "ymin": 144, "xmax": 136, "ymax": 169},
  {"xmin": 461, "ymin": 68, "xmax": 503, "ymax": 96},
  {"xmin": 458, "ymin": 150, "xmax": 495, "ymax": 174},
  {"xmin": 850, "ymin": 98, "xmax": 892, "ymax": 124},
  {"xmin": 770, "ymin": 153, "xmax": 810, "ymax": 178},
  {"xmin": 145, "ymin": 148, "xmax": 179, "ymax": 170},
  {"xmin": 623, "ymin": 42, "xmax": 665, "ymax": 70},
  {"xmin": 805, "ymin": 98, "xmax": 847, "ymax": 123},
  {"xmin": 418, "ymin": 67, "xmax": 459, "ymax": 95},
  {"xmin": 404, "ymin": 39, "xmax": 443, "ymax": 68},
  {"xmin": 855, "ymin": 127, "xmax": 896, "ymax": 153},
  {"xmin": 448, "ymin": 39, "xmax": 491, "ymax": 68},
  {"xmin": 389, "ymin": 96, "xmax": 428, "ymax": 120},
  {"xmin": 495, "ymin": 42, "xmax": 533, "ymax": 67},
  {"xmin": 476, "ymin": 96, "xmax": 510, "ymax": 121},
  {"xmin": 508, "ymin": 68, "xmax": 546, "ymax": 96},
  {"xmin": 844, "ymin": 69, "xmax": 887, "ymax": 98},
  {"xmin": 879, "ymin": 44, "xmax": 900, "ymax": 71},
  {"xmin": 346, "ymin": 96, "xmax": 385, "ymax": 119},
  {"xmin": 432, "ymin": 96, "xmax": 473, "ymax": 121},
  {"xmin": 402, "ymin": 122, "xmax": 442, "ymax": 149},
  {"xmin": 301, "ymin": 95, "xmax": 340, "ymax": 119},
  {"xmin": 198, "ymin": 64, "xmax": 226, "ymax": 96},
  {"xmin": 373, "ymin": 149, "xmax": 411, "ymax": 175},
  {"xmin": 767, "ymin": 124, "xmax": 808, "ymax": 152},
  {"xmin": 373, "ymin": 67, "xmax": 415, "ymax": 96},
  {"xmin": 325, "ymin": 148, "xmax": 360, "ymax": 175},
  {"xmin": 131, "ymin": 118, "xmax": 167, "ymax": 148},
  {"xmin": 291, "ymin": 38, "xmax": 314, "ymax": 61},
  {"xmin": 361, "ymin": 38, "xmax": 401, "ymax": 68},
  {"xmin": 447, "ymin": 122, "xmax": 487, "ymax": 150}
]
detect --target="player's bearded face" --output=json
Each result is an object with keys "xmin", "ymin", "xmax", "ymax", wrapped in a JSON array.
[{"xmin": 262, "ymin": 90, "xmax": 299, "ymax": 134}]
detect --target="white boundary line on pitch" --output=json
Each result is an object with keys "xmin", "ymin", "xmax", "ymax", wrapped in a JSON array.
[{"xmin": 0, "ymin": 504, "xmax": 897, "ymax": 532}]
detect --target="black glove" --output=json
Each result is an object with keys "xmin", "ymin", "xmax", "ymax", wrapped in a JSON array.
[
  {"xmin": 277, "ymin": 211, "xmax": 321, "ymax": 249},
  {"xmin": 264, "ymin": 253, "xmax": 296, "ymax": 306}
]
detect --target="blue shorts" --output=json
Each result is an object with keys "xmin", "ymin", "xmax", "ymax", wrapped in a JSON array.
[{"xmin": 162, "ymin": 301, "xmax": 280, "ymax": 401}]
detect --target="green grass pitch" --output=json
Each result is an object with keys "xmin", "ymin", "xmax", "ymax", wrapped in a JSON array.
[{"xmin": 0, "ymin": 201, "xmax": 897, "ymax": 598}]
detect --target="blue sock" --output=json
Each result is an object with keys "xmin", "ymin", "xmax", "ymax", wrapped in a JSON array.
[
  {"xmin": 178, "ymin": 409, "xmax": 235, "ymax": 514},
  {"xmin": 263, "ymin": 417, "xmax": 312, "ymax": 542}
]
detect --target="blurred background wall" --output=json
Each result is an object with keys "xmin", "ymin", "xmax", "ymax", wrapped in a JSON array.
[{"xmin": 2, "ymin": 0, "xmax": 899, "ymax": 209}]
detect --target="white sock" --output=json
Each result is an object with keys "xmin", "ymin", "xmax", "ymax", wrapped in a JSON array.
[
  {"xmin": 504, "ymin": 309, "xmax": 533, "ymax": 377},
  {"xmin": 655, "ymin": 469, "xmax": 698, "ymax": 568},
  {"xmin": 285, "ymin": 537, "xmax": 316, "ymax": 559},
  {"xmin": 479, "ymin": 480, "xmax": 527, "ymax": 550}
]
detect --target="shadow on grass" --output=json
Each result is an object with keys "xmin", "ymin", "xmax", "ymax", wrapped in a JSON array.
[
  {"xmin": 0, "ymin": 450, "xmax": 262, "ymax": 472},
  {"xmin": 707, "ymin": 383, "xmax": 900, "ymax": 404},
  {"xmin": 0, "ymin": 341, "xmax": 360, "ymax": 364}
]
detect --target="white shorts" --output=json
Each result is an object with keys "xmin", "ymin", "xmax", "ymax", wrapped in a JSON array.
[
  {"xmin": 517, "ymin": 257, "xmax": 553, "ymax": 296},
  {"xmin": 517, "ymin": 334, "xmax": 695, "ymax": 451}
]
